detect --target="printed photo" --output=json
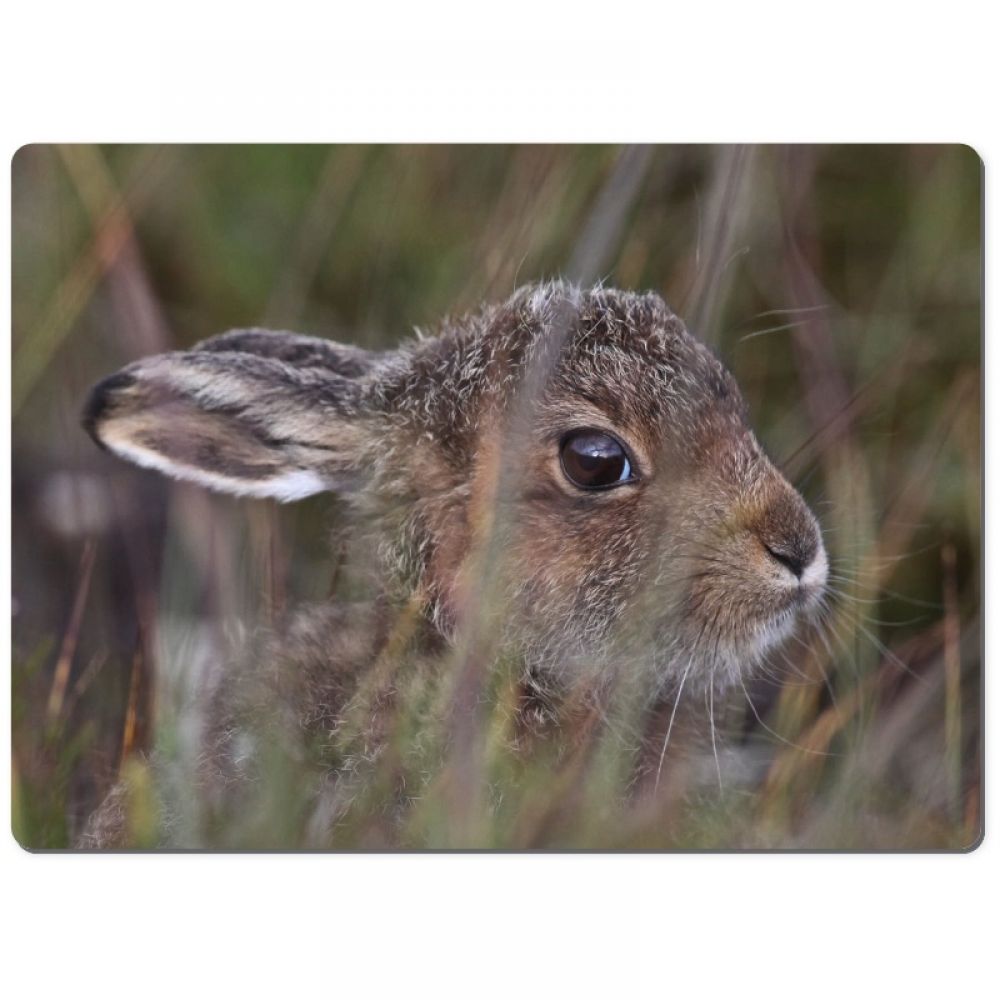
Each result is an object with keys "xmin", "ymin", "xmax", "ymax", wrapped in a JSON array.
[{"xmin": 11, "ymin": 144, "xmax": 982, "ymax": 850}]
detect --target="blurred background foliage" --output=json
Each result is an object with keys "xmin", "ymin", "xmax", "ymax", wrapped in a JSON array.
[{"xmin": 11, "ymin": 144, "xmax": 981, "ymax": 848}]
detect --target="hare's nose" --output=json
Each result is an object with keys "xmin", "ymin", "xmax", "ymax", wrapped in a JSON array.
[
  {"xmin": 761, "ymin": 525, "xmax": 826, "ymax": 589},
  {"xmin": 754, "ymin": 483, "xmax": 824, "ymax": 585},
  {"xmin": 763, "ymin": 542, "xmax": 808, "ymax": 579}
]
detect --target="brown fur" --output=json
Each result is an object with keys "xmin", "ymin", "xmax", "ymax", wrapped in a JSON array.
[{"xmin": 79, "ymin": 282, "xmax": 827, "ymax": 846}]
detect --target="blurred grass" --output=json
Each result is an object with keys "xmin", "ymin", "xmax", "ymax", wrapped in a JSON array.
[{"xmin": 10, "ymin": 144, "xmax": 981, "ymax": 849}]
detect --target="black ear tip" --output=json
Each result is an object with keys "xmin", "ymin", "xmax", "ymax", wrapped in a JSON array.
[{"xmin": 81, "ymin": 370, "xmax": 135, "ymax": 448}]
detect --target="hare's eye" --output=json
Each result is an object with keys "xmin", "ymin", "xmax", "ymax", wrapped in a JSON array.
[{"xmin": 559, "ymin": 430, "xmax": 634, "ymax": 490}]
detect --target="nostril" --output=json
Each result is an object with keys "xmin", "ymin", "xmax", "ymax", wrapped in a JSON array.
[{"xmin": 764, "ymin": 543, "xmax": 806, "ymax": 579}]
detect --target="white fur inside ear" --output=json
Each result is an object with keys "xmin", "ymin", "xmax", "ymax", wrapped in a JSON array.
[{"xmin": 102, "ymin": 436, "xmax": 328, "ymax": 502}]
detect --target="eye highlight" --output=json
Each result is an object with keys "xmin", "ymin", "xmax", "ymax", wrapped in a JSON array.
[{"xmin": 559, "ymin": 429, "xmax": 636, "ymax": 490}]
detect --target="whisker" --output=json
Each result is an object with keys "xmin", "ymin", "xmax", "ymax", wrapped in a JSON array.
[
  {"xmin": 745, "ymin": 303, "xmax": 832, "ymax": 322},
  {"xmin": 708, "ymin": 668, "xmax": 723, "ymax": 794},
  {"xmin": 739, "ymin": 674, "xmax": 838, "ymax": 757},
  {"xmin": 856, "ymin": 622, "xmax": 926, "ymax": 684},
  {"xmin": 654, "ymin": 658, "xmax": 694, "ymax": 792},
  {"xmin": 738, "ymin": 319, "xmax": 814, "ymax": 343}
]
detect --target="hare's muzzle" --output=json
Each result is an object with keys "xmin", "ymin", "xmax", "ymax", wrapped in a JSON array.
[
  {"xmin": 751, "ymin": 476, "xmax": 828, "ymax": 605},
  {"xmin": 664, "ymin": 449, "xmax": 829, "ymax": 684}
]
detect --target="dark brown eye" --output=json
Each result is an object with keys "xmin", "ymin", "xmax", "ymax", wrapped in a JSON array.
[{"xmin": 559, "ymin": 430, "xmax": 634, "ymax": 490}]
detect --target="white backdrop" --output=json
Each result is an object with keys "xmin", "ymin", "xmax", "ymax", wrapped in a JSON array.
[{"xmin": 2, "ymin": 4, "xmax": 993, "ymax": 998}]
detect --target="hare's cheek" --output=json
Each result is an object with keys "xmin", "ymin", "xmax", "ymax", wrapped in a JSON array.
[
  {"xmin": 669, "ymin": 530, "xmax": 814, "ymax": 665},
  {"xmin": 510, "ymin": 505, "xmax": 644, "ymax": 616}
]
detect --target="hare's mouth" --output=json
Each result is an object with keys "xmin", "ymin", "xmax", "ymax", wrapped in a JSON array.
[
  {"xmin": 749, "ymin": 607, "xmax": 799, "ymax": 657},
  {"xmin": 741, "ymin": 570, "xmax": 827, "ymax": 664},
  {"xmin": 712, "ymin": 563, "xmax": 828, "ymax": 675}
]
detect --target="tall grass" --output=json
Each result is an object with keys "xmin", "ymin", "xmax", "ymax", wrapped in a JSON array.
[{"xmin": 11, "ymin": 144, "xmax": 981, "ymax": 849}]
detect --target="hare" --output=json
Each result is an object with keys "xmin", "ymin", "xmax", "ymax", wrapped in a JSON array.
[{"xmin": 78, "ymin": 282, "xmax": 828, "ymax": 847}]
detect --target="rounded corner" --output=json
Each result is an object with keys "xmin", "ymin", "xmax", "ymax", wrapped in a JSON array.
[
  {"xmin": 10, "ymin": 820, "xmax": 41, "ymax": 854},
  {"xmin": 10, "ymin": 141, "xmax": 46, "ymax": 173},
  {"xmin": 959, "ymin": 821, "xmax": 985, "ymax": 854},
  {"xmin": 954, "ymin": 142, "xmax": 985, "ymax": 171}
]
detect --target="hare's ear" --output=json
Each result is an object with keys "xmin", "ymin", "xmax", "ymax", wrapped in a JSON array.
[
  {"xmin": 195, "ymin": 328, "xmax": 384, "ymax": 379},
  {"xmin": 82, "ymin": 351, "xmax": 374, "ymax": 502}
]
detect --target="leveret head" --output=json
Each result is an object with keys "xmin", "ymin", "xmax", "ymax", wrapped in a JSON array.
[{"xmin": 84, "ymin": 283, "xmax": 827, "ymax": 691}]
